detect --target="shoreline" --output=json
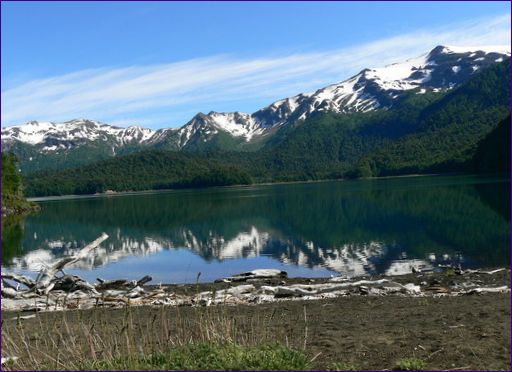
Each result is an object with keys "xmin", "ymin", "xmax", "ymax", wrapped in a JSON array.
[
  {"xmin": 25, "ymin": 171, "xmax": 503, "ymax": 202},
  {"xmin": 2, "ymin": 266, "xmax": 509, "ymax": 313},
  {"xmin": 2, "ymin": 268, "xmax": 510, "ymax": 370}
]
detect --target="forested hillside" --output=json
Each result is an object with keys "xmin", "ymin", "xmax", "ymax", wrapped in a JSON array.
[{"xmin": 25, "ymin": 151, "xmax": 252, "ymax": 196}]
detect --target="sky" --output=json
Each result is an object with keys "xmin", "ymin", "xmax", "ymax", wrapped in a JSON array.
[{"xmin": 1, "ymin": 1, "xmax": 510, "ymax": 129}]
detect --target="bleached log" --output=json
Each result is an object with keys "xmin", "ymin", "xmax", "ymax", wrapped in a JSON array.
[
  {"xmin": 35, "ymin": 233, "xmax": 108, "ymax": 293},
  {"xmin": 1, "ymin": 286, "xmax": 20, "ymax": 299},
  {"xmin": 1, "ymin": 272, "xmax": 36, "ymax": 289},
  {"xmin": 464, "ymin": 286, "xmax": 509, "ymax": 295},
  {"xmin": 461, "ymin": 268, "xmax": 506, "ymax": 275},
  {"xmin": 483, "ymin": 268, "xmax": 506, "ymax": 275},
  {"xmin": 126, "ymin": 286, "xmax": 145, "ymax": 298},
  {"xmin": 215, "ymin": 269, "xmax": 287, "ymax": 283},
  {"xmin": 261, "ymin": 279, "xmax": 393, "ymax": 297}
]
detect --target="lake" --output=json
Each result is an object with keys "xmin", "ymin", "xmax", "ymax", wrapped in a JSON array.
[{"xmin": 2, "ymin": 174, "xmax": 510, "ymax": 283}]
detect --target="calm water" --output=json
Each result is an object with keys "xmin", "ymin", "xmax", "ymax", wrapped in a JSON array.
[{"xmin": 2, "ymin": 175, "xmax": 510, "ymax": 283}]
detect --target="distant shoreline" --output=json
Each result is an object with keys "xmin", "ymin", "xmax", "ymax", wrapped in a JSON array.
[{"xmin": 27, "ymin": 171, "xmax": 508, "ymax": 202}]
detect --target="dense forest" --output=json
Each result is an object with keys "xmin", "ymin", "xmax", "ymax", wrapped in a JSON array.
[
  {"xmin": 22, "ymin": 59, "xmax": 510, "ymax": 197},
  {"xmin": 25, "ymin": 151, "xmax": 252, "ymax": 196}
]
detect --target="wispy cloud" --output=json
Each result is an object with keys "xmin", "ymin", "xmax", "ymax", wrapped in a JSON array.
[{"xmin": 2, "ymin": 14, "xmax": 510, "ymax": 129}]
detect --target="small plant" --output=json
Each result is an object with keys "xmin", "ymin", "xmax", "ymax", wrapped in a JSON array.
[
  {"xmin": 394, "ymin": 357, "xmax": 427, "ymax": 370},
  {"xmin": 329, "ymin": 361, "xmax": 357, "ymax": 370}
]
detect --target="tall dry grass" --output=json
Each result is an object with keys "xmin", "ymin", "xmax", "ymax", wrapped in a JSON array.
[{"xmin": 2, "ymin": 303, "xmax": 312, "ymax": 370}]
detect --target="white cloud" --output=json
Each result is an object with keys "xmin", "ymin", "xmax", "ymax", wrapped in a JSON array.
[{"xmin": 1, "ymin": 13, "xmax": 510, "ymax": 128}]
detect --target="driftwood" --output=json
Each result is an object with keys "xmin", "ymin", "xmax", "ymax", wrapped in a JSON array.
[
  {"xmin": 95, "ymin": 275, "xmax": 152, "ymax": 290},
  {"xmin": 1, "ymin": 285, "xmax": 19, "ymax": 299},
  {"xmin": 259, "ymin": 279, "xmax": 420, "ymax": 298},
  {"xmin": 2, "ymin": 233, "xmax": 109, "ymax": 301},
  {"xmin": 1, "ymin": 272, "xmax": 36, "ymax": 289},
  {"xmin": 52, "ymin": 275, "xmax": 99, "ymax": 295},
  {"xmin": 464, "ymin": 286, "xmax": 509, "ymax": 295},
  {"xmin": 462, "ymin": 268, "xmax": 507, "ymax": 275},
  {"xmin": 1, "ymin": 233, "xmax": 164, "ymax": 312},
  {"xmin": 35, "ymin": 233, "xmax": 109, "ymax": 294},
  {"xmin": 215, "ymin": 269, "xmax": 288, "ymax": 283}
]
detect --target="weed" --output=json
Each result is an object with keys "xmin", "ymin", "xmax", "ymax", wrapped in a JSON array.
[{"xmin": 394, "ymin": 357, "xmax": 427, "ymax": 370}]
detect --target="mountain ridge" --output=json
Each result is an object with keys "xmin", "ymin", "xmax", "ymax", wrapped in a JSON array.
[{"xmin": 3, "ymin": 44, "xmax": 510, "ymax": 159}]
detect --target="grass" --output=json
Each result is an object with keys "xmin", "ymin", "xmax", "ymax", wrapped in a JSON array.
[
  {"xmin": 394, "ymin": 357, "xmax": 427, "ymax": 370},
  {"xmin": 2, "ymin": 304, "xmax": 312, "ymax": 370},
  {"xmin": 83, "ymin": 342, "xmax": 311, "ymax": 370}
]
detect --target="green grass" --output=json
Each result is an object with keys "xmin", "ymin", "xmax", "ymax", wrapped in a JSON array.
[
  {"xmin": 82, "ymin": 342, "xmax": 311, "ymax": 370},
  {"xmin": 394, "ymin": 357, "xmax": 427, "ymax": 370}
]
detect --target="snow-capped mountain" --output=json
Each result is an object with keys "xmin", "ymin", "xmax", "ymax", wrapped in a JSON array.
[
  {"xmin": 251, "ymin": 45, "xmax": 510, "ymax": 125},
  {"xmin": 2, "ymin": 119, "xmax": 155, "ymax": 153},
  {"xmin": 2, "ymin": 45, "xmax": 509, "ymax": 159}
]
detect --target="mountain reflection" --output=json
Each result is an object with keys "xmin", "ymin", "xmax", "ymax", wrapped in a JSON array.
[{"xmin": 3, "ymin": 175, "xmax": 510, "ymax": 279}]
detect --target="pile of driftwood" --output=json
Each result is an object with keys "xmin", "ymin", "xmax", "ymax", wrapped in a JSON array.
[
  {"xmin": 1, "ymin": 234, "xmax": 167, "ymax": 312},
  {"xmin": 1, "ymin": 233, "xmax": 510, "ymax": 313}
]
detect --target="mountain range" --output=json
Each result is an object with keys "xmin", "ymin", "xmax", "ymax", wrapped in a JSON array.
[
  {"xmin": 2, "ymin": 45, "xmax": 510, "ymax": 170},
  {"xmin": 1, "ymin": 45, "xmax": 510, "ymax": 196}
]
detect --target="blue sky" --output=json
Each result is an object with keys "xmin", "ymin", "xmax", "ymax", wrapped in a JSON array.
[{"xmin": 1, "ymin": 1, "xmax": 510, "ymax": 129}]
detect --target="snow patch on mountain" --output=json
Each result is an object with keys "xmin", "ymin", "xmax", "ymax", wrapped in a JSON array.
[{"xmin": 364, "ymin": 53, "xmax": 433, "ymax": 90}]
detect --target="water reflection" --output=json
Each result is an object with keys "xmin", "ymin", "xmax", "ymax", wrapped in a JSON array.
[{"xmin": 3, "ymin": 175, "xmax": 509, "ymax": 282}]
